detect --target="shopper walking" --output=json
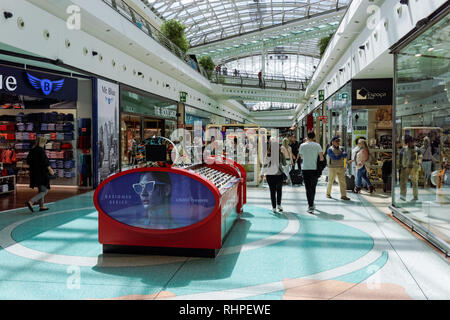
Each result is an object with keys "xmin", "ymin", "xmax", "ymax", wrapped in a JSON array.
[
  {"xmin": 399, "ymin": 135, "xmax": 420, "ymax": 201},
  {"xmin": 25, "ymin": 136, "xmax": 55, "ymax": 212},
  {"xmin": 299, "ymin": 131, "xmax": 324, "ymax": 214},
  {"xmin": 289, "ymin": 135, "xmax": 301, "ymax": 170},
  {"xmin": 420, "ymin": 136, "xmax": 437, "ymax": 188},
  {"xmin": 261, "ymin": 143, "xmax": 286, "ymax": 213},
  {"xmin": 280, "ymin": 137, "xmax": 294, "ymax": 184},
  {"xmin": 350, "ymin": 139, "xmax": 374, "ymax": 194},
  {"xmin": 326, "ymin": 136, "xmax": 350, "ymax": 200}
]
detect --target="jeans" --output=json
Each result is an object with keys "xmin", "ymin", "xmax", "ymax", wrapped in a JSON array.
[
  {"xmin": 421, "ymin": 160, "xmax": 432, "ymax": 184},
  {"xmin": 266, "ymin": 175, "xmax": 283, "ymax": 208},
  {"xmin": 356, "ymin": 166, "xmax": 372, "ymax": 188},
  {"xmin": 30, "ymin": 185, "xmax": 48, "ymax": 206},
  {"xmin": 303, "ymin": 170, "xmax": 319, "ymax": 207}
]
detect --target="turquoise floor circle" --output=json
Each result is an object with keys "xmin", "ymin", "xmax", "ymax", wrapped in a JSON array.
[{"xmin": 1, "ymin": 201, "xmax": 375, "ymax": 299}]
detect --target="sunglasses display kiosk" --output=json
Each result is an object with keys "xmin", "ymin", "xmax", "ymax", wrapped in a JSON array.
[{"xmin": 94, "ymin": 156, "xmax": 246, "ymax": 257}]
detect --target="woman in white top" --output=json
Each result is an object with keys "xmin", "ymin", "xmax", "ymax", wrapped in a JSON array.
[{"xmin": 280, "ymin": 137, "xmax": 294, "ymax": 184}]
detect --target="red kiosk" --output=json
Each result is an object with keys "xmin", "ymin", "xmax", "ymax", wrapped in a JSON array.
[{"xmin": 94, "ymin": 157, "xmax": 246, "ymax": 257}]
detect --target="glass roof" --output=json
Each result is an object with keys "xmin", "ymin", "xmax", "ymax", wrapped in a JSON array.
[{"xmin": 142, "ymin": 0, "xmax": 350, "ymax": 46}]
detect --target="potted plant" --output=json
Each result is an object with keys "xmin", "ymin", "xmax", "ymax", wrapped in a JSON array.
[
  {"xmin": 161, "ymin": 19, "xmax": 190, "ymax": 53},
  {"xmin": 318, "ymin": 34, "xmax": 333, "ymax": 58},
  {"xmin": 198, "ymin": 56, "xmax": 215, "ymax": 79}
]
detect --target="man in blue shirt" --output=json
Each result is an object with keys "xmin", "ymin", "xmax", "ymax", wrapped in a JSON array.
[{"xmin": 326, "ymin": 136, "xmax": 350, "ymax": 200}]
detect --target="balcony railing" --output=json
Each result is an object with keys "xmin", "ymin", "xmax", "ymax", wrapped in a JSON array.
[
  {"xmin": 213, "ymin": 69, "xmax": 308, "ymax": 91},
  {"xmin": 102, "ymin": 0, "xmax": 210, "ymax": 79}
]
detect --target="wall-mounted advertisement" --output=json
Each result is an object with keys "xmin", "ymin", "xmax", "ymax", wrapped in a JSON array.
[
  {"xmin": 97, "ymin": 79, "xmax": 119, "ymax": 183},
  {"xmin": 96, "ymin": 170, "xmax": 216, "ymax": 230},
  {"xmin": 352, "ymin": 109, "xmax": 368, "ymax": 146}
]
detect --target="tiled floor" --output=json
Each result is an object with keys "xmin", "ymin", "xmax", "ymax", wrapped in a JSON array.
[
  {"xmin": 0, "ymin": 185, "xmax": 90, "ymax": 211},
  {"xmin": 0, "ymin": 180, "xmax": 449, "ymax": 300}
]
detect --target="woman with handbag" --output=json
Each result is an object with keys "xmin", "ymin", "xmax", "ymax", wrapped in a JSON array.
[
  {"xmin": 25, "ymin": 136, "xmax": 55, "ymax": 212},
  {"xmin": 261, "ymin": 141, "xmax": 287, "ymax": 213},
  {"xmin": 349, "ymin": 139, "xmax": 374, "ymax": 194},
  {"xmin": 280, "ymin": 137, "xmax": 294, "ymax": 185}
]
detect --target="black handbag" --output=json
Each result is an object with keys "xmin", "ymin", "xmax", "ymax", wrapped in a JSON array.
[{"xmin": 317, "ymin": 155, "xmax": 327, "ymax": 176}]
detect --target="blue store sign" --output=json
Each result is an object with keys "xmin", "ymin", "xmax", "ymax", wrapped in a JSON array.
[{"xmin": 0, "ymin": 65, "xmax": 78, "ymax": 101}]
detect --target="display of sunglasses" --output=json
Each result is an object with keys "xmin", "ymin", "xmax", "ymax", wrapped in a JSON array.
[{"xmin": 133, "ymin": 181, "xmax": 166, "ymax": 194}]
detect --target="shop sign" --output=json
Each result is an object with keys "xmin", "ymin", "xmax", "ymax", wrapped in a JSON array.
[
  {"xmin": 318, "ymin": 116, "xmax": 328, "ymax": 123},
  {"xmin": 154, "ymin": 106, "xmax": 177, "ymax": 119},
  {"xmin": 352, "ymin": 79, "xmax": 392, "ymax": 106},
  {"xmin": 338, "ymin": 92, "xmax": 349, "ymax": 100},
  {"xmin": 0, "ymin": 65, "xmax": 77, "ymax": 101},
  {"xmin": 318, "ymin": 89, "xmax": 324, "ymax": 101},
  {"xmin": 97, "ymin": 79, "xmax": 120, "ymax": 185}
]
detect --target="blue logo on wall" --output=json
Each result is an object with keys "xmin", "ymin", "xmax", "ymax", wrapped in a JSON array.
[
  {"xmin": 27, "ymin": 73, "xmax": 65, "ymax": 96},
  {"xmin": 106, "ymin": 97, "xmax": 113, "ymax": 104}
]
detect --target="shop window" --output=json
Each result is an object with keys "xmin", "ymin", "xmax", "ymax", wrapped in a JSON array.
[{"xmin": 392, "ymin": 10, "xmax": 450, "ymax": 251}]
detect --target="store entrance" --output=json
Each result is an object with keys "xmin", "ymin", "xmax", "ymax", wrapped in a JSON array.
[{"xmin": 120, "ymin": 113, "xmax": 166, "ymax": 170}]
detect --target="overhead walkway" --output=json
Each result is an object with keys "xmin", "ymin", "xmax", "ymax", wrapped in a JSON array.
[{"xmin": 209, "ymin": 72, "xmax": 305, "ymax": 104}]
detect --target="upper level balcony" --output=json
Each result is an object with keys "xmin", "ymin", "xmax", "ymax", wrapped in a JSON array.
[
  {"xmin": 211, "ymin": 69, "xmax": 308, "ymax": 91},
  {"xmin": 102, "ymin": 0, "xmax": 210, "ymax": 80}
]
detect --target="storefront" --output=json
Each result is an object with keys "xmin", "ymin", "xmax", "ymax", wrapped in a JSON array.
[
  {"xmin": 324, "ymin": 79, "xmax": 393, "ymax": 186},
  {"xmin": 119, "ymin": 86, "xmax": 177, "ymax": 170},
  {"xmin": 185, "ymin": 105, "xmax": 211, "ymax": 134},
  {"xmin": 390, "ymin": 3, "xmax": 449, "ymax": 255},
  {"xmin": 0, "ymin": 63, "xmax": 93, "ymax": 192}
]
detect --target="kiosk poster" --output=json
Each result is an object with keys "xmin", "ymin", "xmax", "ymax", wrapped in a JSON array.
[
  {"xmin": 97, "ymin": 79, "xmax": 119, "ymax": 183},
  {"xmin": 352, "ymin": 109, "xmax": 368, "ymax": 146},
  {"xmin": 97, "ymin": 171, "xmax": 216, "ymax": 230}
]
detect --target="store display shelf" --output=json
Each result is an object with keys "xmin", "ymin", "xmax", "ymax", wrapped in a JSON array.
[{"xmin": 0, "ymin": 174, "xmax": 16, "ymax": 195}]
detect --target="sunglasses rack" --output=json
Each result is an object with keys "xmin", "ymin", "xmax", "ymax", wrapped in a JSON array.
[{"xmin": 191, "ymin": 165, "xmax": 238, "ymax": 193}]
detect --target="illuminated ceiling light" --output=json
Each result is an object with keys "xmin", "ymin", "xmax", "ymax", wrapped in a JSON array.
[
  {"xmin": 427, "ymin": 47, "xmax": 434, "ymax": 51},
  {"xmin": 415, "ymin": 53, "xmax": 422, "ymax": 57}
]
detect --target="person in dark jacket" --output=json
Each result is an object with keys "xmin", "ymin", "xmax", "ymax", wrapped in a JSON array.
[{"xmin": 25, "ymin": 136, "xmax": 55, "ymax": 212}]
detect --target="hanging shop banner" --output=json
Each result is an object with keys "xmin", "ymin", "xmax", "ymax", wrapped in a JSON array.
[
  {"xmin": 97, "ymin": 79, "xmax": 120, "ymax": 183},
  {"xmin": 352, "ymin": 109, "xmax": 368, "ymax": 146},
  {"xmin": 0, "ymin": 65, "xmax": 78, "ymax": 101},
  {"xmin": 96, "ymin": 170, "xmax": 216, "ymax": 230},
  {"xmin": 352, "ymin": 78, "xmax": 393, "ymax": 106}
]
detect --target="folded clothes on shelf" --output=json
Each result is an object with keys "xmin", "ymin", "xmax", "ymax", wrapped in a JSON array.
[{"xmin": 16, "ymin": 123, "xmax": 25, "ymax": 131}]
